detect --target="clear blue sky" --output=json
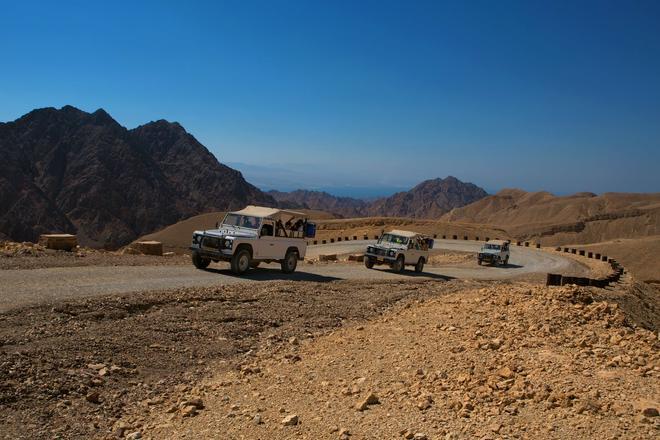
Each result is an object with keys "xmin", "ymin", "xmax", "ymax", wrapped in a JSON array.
[{"xmin": 2, "ymin": 0, "xmax": 659, "ymax": 195}]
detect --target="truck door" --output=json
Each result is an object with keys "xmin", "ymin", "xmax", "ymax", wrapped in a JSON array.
[
  {"xmin": 405, "ymin": 239, "xmax": 419, "ymax": 264},
  {"xmin": 257, "ymin": 219, "xmax": 278, "ymax": 259}
]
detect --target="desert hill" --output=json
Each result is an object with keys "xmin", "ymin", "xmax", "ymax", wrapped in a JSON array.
[
  {"xmin": 269, "ymin": 176, "xmax": 488, "ymax": 219},
  {"xmin": 442, "ymin": 189, "xmax": 660, "ymax": 245},
  {"xmin": 0, "ymin": 106, "xmax": 275, "ymax": 248}
]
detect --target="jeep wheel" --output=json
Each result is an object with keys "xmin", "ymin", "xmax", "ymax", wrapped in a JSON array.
[
  {"xmin": 192, "ymin": 252, "xmax": 210, "ymax": 270},
  {"xmin": 477, "ymin": 259, "xmax": 482, "ymax": 266},
  {"xmin": 414, "ymin": 258, "xmax": 425, "ymax": 273},
  {"xmin": 365, "ymin": 257, "xmax": 375, "ymax": 269},
  {"xmin": 392, "ymin": 255, "xmax": 405, "ymax": 272},
  {"xmin": 281, "ymin": 250, "xmax": 298, "ymax": 274},
  {"xmin": 231, "ymin": 249, "xmax": 251, "ymax": 275}
]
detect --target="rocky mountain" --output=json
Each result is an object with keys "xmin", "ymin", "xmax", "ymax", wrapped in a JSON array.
[
  {"xmin": 0, "ymin": 106, "xmax": 275, "ymax": 248},
  {"xmin": 267, "ymin": 190, "xmax": 369, "ymax": 218},
  {"xmin": 269, "ymin": 177, "xmax": 488, "ymax": 219},
  {"xmin": 366, "ymin": 176, "xmax": 488, "ymax": 218}
]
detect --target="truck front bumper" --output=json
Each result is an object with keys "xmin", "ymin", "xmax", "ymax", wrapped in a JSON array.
[
  {"xmin": 190, "ymin": 245, "xmax": 233, "ymax": 261},
  {"xmin": 365, "ymin": 253, "xmax": 397, "ymax": 265}
]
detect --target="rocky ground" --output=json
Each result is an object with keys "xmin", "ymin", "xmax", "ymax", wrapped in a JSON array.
[
  {"xmin": 148, "ymin": 279, "xmax": 659, "ymax": 440},
  {"xmin": 0, "ymin": 279, "xmax": 442, "ymax": 439},
  {"xmin": 0, "ymin": 241, "xmax": 189, "ymax": 270},
  {"xmin": 0, "ymin": 274, "xmax": 658, "ymax": 439}
]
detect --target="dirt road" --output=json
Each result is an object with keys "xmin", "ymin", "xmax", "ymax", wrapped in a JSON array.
[{"xmin": 0, "ymin": 240, "xmax": 589, "ymax": 312}]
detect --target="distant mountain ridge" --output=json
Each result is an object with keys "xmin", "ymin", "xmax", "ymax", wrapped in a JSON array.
[
  {"xmin": 0, "ymin": 106, "xmax": 275, "ymax": 248},
  {"xmin": 268, "ymin": 176, "xmax": 488, "ymax": 218},
  {"xmin": 441, "ymin": 188, "xmax": 660, "ymax": 244}
]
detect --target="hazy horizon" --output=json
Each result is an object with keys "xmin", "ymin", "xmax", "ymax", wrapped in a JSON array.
[{"xmin": 2, "ymin": 1, "xmax": 659, "ymax": 195}]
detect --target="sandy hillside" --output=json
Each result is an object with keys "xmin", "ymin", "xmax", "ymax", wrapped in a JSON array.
[
  {"xmin": 313, "ymin": 217, "xmax": 505, "ymax": 242},
  {"xmin": 565, "ymin": 236, "xmax": 660, "ymax": 283},
  {"xmin": 442, "ymin": 189, "xmax": 660, "ymax": 245}
]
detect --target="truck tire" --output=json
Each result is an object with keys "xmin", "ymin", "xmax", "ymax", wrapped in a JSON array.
[
  {"xmin": 192, "ymin": 252, "xmax": 210, "ymax": 270},
  {"xmin": 414, "ymin": 257, "xmax": 425, "ymax": 273},
  {"xmin": 477, "ymin": 259, "xmax": 482, "ymax": 266},
  {"xmin": 231, "ymin": 248, "xmax": 251, "ymax": 275},
  {"xmin": 281, "ymin": 250, "xmax": 298, "ymax": 273},
  {"xmin": 365, "ymin": 257, "xmax": 375, "ymax": 269},
  {"xmin": 392, "ymin": 255, "xmax": 405, "ymax": 272}
]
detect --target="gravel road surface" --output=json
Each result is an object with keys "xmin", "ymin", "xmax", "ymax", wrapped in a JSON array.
[{"xmin": 0, "ymin": 240, "xmax": 588, "ymax": 312}]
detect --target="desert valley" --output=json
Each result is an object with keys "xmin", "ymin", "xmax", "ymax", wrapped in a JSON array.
[{"xmin": 0, "ymin": 106, "xmax": 658, "ymax": 439}]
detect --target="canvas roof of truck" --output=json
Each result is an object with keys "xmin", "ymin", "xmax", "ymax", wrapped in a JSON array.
[
  {"xmin": 486, "ymin": 239, "xmax": 509, "ymax": 245},
  {"xmin": 388, "ymin": 229, "xmax": 423, "ymax": 238},
  {"xmin": 232, "ymin": 205, "xmax": 306, "ymax": 220}
]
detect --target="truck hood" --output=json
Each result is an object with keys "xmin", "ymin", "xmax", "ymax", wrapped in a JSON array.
[
  {"xmin": 194, "ymin": 226, "xmax": 257, "ymax": 239},
  {"xmin": 372, "ymin": 242, "xmax": 407, "ymax": 251},
  {"xmin": 479, "ymin": 248, "xmax": 500, "ymax": 255}
]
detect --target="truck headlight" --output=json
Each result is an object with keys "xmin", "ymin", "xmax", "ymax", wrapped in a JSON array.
[
  {"xmin": 223, "ymin": 239, "xmax": 233, "ymax": 249},
  {"xmin": 192, "ymin": 234, "xmax": 200, "ymax": 245},
  {"xmin": 367, "ymin": 246, "xmax": 373, "ymax": 253},
  {"xmin": 388, "ymin": 250, "xmax": 396, "ymax": 257}
]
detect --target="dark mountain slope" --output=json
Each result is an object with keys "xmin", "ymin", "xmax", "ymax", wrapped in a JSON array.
[{"xmin": 0, "ymin": 106, "xmax": 275, "ymax": 248}]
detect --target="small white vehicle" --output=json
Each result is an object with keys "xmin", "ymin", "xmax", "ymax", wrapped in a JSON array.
[
  {"xmin": 189, "ymin": 206, "xmax": 315, "ymax": 275},
  {"xmin": 364, "ymin": 230, "xmax": 433, "ymax": 273},
  {"xmin": 477, "ymin": 239, "xmax": 510, "ymax": 266}
]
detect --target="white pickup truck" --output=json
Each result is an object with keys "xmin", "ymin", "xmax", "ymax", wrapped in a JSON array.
[
  {"xmin": 364, "ymin": 230, "xmax": 433, "ymax": 273},
  {"xmin": 189, "ymin": 206, "xmax": 315, "ymax": 275},
  {"xmin": 477, "ymin": 239, "xmax": 510, "ymax": 266}
]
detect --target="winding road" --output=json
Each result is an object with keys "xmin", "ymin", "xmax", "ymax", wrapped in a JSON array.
[{"xmin": 0, "ymin": 240, "xmax": 589, "ymax": 312}]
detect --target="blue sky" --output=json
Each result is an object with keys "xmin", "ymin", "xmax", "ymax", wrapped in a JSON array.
[{"xmin": 1, "ymin": 0, "xmax": 659, "ymax": 196}]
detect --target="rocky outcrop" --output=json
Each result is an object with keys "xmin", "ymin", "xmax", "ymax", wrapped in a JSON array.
[{"xmin": 0, "ymin": 106, "xmax": 275, "ymax": 248}]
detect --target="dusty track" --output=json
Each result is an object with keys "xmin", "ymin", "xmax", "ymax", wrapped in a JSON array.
[{"xmin": 0, "ymin": 241, "xmax": 590, "ymax": 311}]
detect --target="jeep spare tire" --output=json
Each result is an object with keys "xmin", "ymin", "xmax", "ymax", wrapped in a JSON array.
[
  {"xmin": 192, "ymin": 252, "xmax": 211, "ymax": 270},
  {"xmin": 231, "ymin": 248, "xmax": 251, "ymax": 275},
  {"xmin": 281, "ymin": 250, "xmax": 298, "ymax": 273}
]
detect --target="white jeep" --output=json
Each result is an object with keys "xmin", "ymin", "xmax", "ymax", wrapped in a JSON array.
[
  {"xmin": 364, "ymin": 230, "xmax": 433, "ymax": 273},
  {"xmin": 477, "ymin": 240, "xmax": 510, "ymax": 266},
  {"xmin": 189, "ymin": 206, "xmax": 314, "ymax": 275}
]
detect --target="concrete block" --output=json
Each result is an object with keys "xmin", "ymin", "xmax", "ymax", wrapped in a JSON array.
[
  {"xmin": 39, "ymin": 234, "xmax": 77, "ymax": 252},
  {"xmin": 134, "ymin": 240, "xmax": 163, "ymax": 256}
]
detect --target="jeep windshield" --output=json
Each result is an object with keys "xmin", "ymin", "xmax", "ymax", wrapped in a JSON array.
[
  {"xmin": 221, "ymin": 213, "xmax": 261, "ymax": 230},
  {"xmin": 483, "ymin": 244, "xmax": 501, "ymax": 250},
  {"xmin": 378, "ymin": 233, "xmax": 409, "ymax": 245}
]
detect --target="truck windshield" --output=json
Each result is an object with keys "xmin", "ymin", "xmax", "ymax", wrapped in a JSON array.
[
  {"xmin": 222, "ymin": 213, "xmax": 261, "ymax": 230},
  {"xmin": 379, "ymin": 234, "xmax": 409, "ymax": 245},
  {"xmin": 483, "ymin": 244, "xmax": 501, "ymax": 250}
]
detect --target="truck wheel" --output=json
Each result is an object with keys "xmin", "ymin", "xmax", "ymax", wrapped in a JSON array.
[
  {"xmin": 414, "ymin": 258, "xmax": 425, "ymax": 273},
  {"xmin": 365, "ymin": 257, "xmax": 375, "ymax": 269},
  {"xmin": 231, "ymin": 249, "xmax": 251, "ymax": 275},
  {"xmin": 477, "ymin": 259, "xmax": 482, "ymax": 266},
  {"xmin": 392, "ymin": 255, "xmax": 405, "ymax": 272},
  {"xmin": 192, "ymin": 252, "xmax": 210, "ymax": 269},
  {"xmin": 281, "ymin": 250, "xmax": 298, "ymax": 273},
  {"xmin": 250, "ymin": 261, "xmax": 261, "ymax": 268}
]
